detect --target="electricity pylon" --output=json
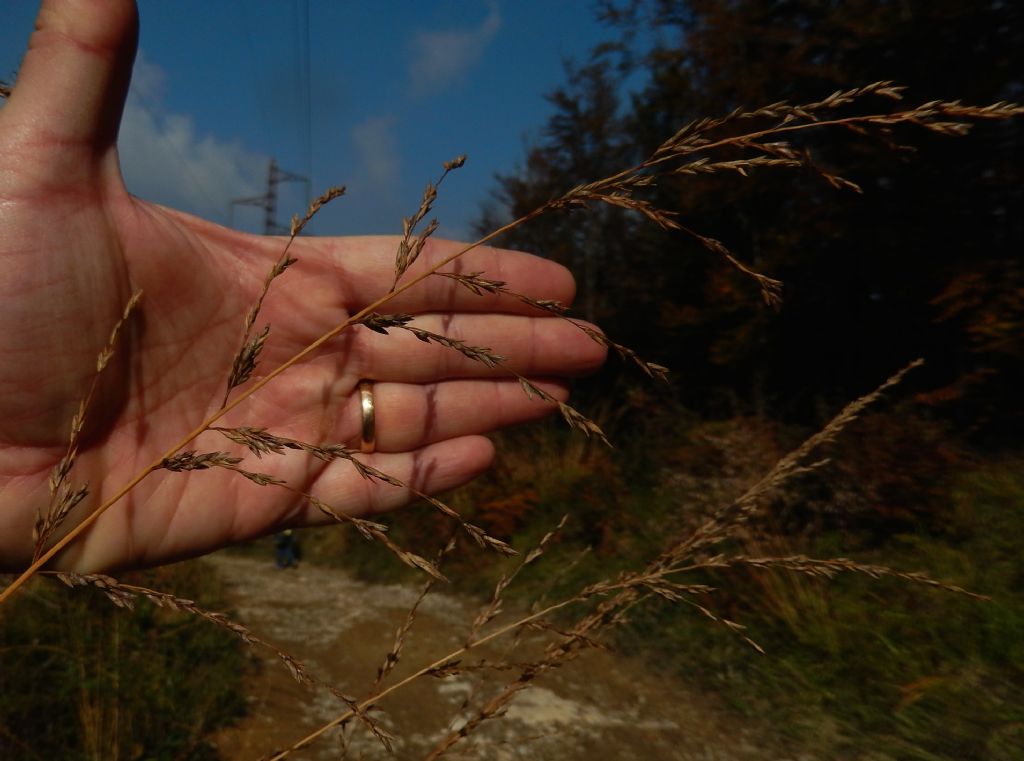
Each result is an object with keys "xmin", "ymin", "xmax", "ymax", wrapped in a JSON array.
[{"xmin": 230, "ymin": 159, "xmax": 309, "ymax": 235}]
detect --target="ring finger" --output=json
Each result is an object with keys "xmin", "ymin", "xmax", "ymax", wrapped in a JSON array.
[{"xmin": 339, "ymin": 378, "xmax": 568, "ymax": 453}]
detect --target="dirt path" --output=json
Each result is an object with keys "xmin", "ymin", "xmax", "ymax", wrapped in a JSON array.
[{"xmin": 205, "ymin": 554, "xmax": 796, "ymax": 761}]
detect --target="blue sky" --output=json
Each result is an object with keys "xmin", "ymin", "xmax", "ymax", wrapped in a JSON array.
[{"xmin": 0, "ymin": 1, "xmax": 619, "ymax": 240}]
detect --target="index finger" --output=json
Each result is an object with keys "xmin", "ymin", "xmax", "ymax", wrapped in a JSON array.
[{"xmin": 295, "ymin": 235, "xmax": 577, "ymax": 316}]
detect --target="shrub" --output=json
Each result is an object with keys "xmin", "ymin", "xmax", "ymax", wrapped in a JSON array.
[{"xmin": 0, "ymin": 561, "xmax": 246, "ymax": 761}]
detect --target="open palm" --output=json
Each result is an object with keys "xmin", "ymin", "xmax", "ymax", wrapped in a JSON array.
[{"xmin": 0, "ymin": 0, "xmax": 603, "ymax": 573}]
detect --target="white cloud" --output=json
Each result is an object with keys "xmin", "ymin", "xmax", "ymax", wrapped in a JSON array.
[
  {"xmin": 350, "ymin": 115, "xmax": 401, "ymax": 192},
  {"xmin": 118, "ymin": 51, "xmax": 264, "ymax": 225},
  {"xmin": 128, "ymin": 51, "xmax": 165, "ymax": 102},
  {"xmin": 407, "ymin": 2, "xmax": 501, "ymax": 97}
]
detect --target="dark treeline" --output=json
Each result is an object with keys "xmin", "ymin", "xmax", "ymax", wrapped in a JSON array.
[
  {"xmin": 462, "ymin": 8, "xmax": 1024, "ymax": 755},
  {"xmin": 479, "ymin": 0, "xmax": 1023, "ymax": 444}
]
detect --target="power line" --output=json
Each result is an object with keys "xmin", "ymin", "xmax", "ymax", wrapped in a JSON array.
[{"xmin": 296, "ymin": 0, "xmax": 313, "ymax": 205}]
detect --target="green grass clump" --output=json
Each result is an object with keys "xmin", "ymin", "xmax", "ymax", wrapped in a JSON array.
[
  {"xmin": 0, "ymin": 560, "xmax": 247, "ymax": 761},
  {"xmin": 621, "ymin": 458, "xmax": 1024, "ymax": 760}
]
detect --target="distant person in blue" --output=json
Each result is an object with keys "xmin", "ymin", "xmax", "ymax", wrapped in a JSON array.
[{"xmin": 274, "ymin": 530, "xmax": 298, "ymax": 569}]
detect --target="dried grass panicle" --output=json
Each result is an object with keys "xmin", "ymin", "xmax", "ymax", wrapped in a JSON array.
[
  {"xmin": 268, "ymin": 565, "xmax": 614, "ymax": 759},
  {"xmin": 577, "ymin": 565, "xmax": 753, "ymax": 655},
  {"xmin": 159, "ymin": 450, "xmax": 243, "ymax": 471},
  {"xmin": 222, "ymin": 466, "xmax": 288, "ymax": 487},
  {"xmin": 653, "ymin": 81, "xmax": 904, "ymax": 157},
  {"xmin": 433, "ymin": 271, "xmax": 668, "ymax": 380},
  {"xmin": 34, "ymin": 291, "xmax": 143, "ymax": 559},
  {"xmin": 686, "ymin": 230, "xmax": 785, "ymax": 306},
  {"xmin": 212, "ymin": 425, "xmax": 301, "ymax": 458},
  {"xmin": 359, "ymin": 312, "xmax": 505, "ymax": 367},
  {"xmin": 512, "ymin": 377, "xmax": 610, "ymax": 446},
  {"xmin": 405, "ymin": 326, "xmax": 505, "ymax": 368},
  {"xmin": 675, "ymin": 358, "xmax": 925, "ymax": 555},
  {"xmin": 682, "ymin": 597, "xmax": 766, "ymax": 654},
  {"xmin": 225, "ymin": 324, "xmax": 270, "ymax": 398},
  {"xmin": 724, "ymin": 554, "xmax": 988, "ymax": 600},
  {"xmin": 555, "ymin": 182, "xmax": 680, "ymax": 231},
  {"xmin": 731, "ymin": 358, "xmax": 924, "ymax": 513},
  {"xmin": 443, "ymin": 154, "xmax": 467, "ymax": 171},
  {"xmin": 96, "ymin": 290, "xmax": 144, "ymax": 372},
  {"xmin": 576, "ymin": 323, "xmax": 669, "ymax": 381},
  {"xmin": 467, "ymin": 516, "xmax": 568, "ymax": 646},
  {"xmin": 392, "ymin": 156, "xmax": 467, "ymax": 289},
  {"xmin": 357, "ymin": 311, "xmax": 416, "ymax": 333},
  {"xmin": 246, "ymin": 91, "xmax": 1023, "ymax": 759},
  {"xmin": 558, "ymin": 401, "xmax": 611, "ymax": 447},
  {"xmin": 304, "ymin": 495, "xmax": 388, "ymax": 538},
  {"xmin": 798, "ymin": 81, "xmax": 906, "ymax": 111},
  {"xmin": 431, "ymin": 625, "xmax": 614, "ymax": 759},
  {"xmin": 422, "ymin": 674, "xmax": 537, "ymax": 761},
  {"xmin": 34, "ymin": 482, "xmax": 89, "ymax": 560},
  {"xmin": 536, "ymin": 84, "xmax": 1022, "ymax": 305},
  {"xmin": 408, "ymin": 490, "xmax": 516, "ymax": 557},
  {"xmin": 226, "ymin": 185, "xmax": 345, "ymax": 407},
  {"xmin": 227, "ymin": 273, "xmax": 285, "ymax": 404},
  {"xmin": 457, "ymin": 521, "xmax": 516, "ymax": 556},
  {"xmin": 673, "ymin": 155, "xmax": 804, "ymax": 177},
  {"xmin": 374, "ymin": 535, "xmax": 457, "ymax": 690},
  {"xmin": 523, "ymin": 619, "xmax": 612, "ymax": 653},
  {"xmin": 160, "ymin": 448, "xmax": 287, "ymax": 486},
  {"xmin": 374, "ymin": 531, "xmax": 446, "ymax": 580},
  {"xmin": 290, "ymin": 185, "xmax": 346, "ymax": 237},
  {"xmin": 448, "ymin": 361, "xmax": 937, "ymax": 666},
  {"xmin": 166, "ymin": 427, "xmax": 460, "ymax": 577},
  {"xmin": 212, "ymin": 425, "xmax": 357, "ymax": 463},
  {"xmin": 436, "ymin": 271, "xmax": 569, "ymax": 315}
]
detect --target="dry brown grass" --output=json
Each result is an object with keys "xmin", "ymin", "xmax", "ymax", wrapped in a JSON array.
[{"xmin": 3, "ymin": 83, "xmax": 1022, "ymax": 758}]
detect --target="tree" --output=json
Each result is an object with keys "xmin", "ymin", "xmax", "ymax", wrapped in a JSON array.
[{"xmin": 483, "ymin": 0, "xmax": 1023, "ymax": 436}]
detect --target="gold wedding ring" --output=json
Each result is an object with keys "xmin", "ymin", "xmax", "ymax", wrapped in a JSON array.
[{"xmin": 359, "ymin": 380, "xmax": 376, "ymax": 454}]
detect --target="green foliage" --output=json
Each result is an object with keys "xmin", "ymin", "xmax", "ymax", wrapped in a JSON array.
[
  {"xmin": 0, "ymin": 561, "xmax": 247, "ymax": 761},
  {"xmin": 621, "ymin": 458, "xmax": 1024, "ymax": 760},
  {"xmin": 485, "ymin": 0, "xmax": 1023, "ymax": 438}
]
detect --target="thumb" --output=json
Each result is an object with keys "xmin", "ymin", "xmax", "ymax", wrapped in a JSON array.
[{"xmin": 4, "ymin": 0, "xmax": 137, "ymax": 168}]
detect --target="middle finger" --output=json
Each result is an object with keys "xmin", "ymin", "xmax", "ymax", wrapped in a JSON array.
[{"xmin": 349, "ymin": 313, "xmax": 605, "ymax": 382}]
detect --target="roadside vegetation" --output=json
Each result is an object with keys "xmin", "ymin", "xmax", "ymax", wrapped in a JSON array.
[{"xmin": 0, "ymin": 561, "xmax": 246, "ymax": 760}]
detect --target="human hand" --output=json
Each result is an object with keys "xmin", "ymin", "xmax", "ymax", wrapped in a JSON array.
[{"xmin": 0, "ymin": 0, "xmax": 604, "ymax": 574}]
